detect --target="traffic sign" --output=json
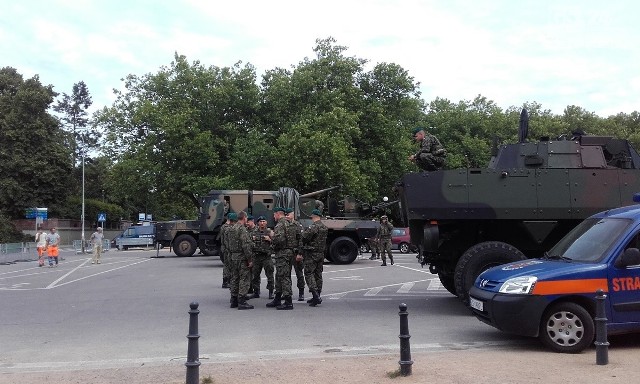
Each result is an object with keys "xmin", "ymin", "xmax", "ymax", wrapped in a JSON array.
[{"xmin": 97, "ymin": 212, "xmax": 107, "ymax": 222}]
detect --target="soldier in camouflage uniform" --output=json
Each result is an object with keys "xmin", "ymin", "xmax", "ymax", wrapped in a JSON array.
[
  {"xmin": 251, "ymin": 215, "xmax": 275, "ymax": 299},
  {"xmin": 376, "ymin": 215, "xmax": 394, "ymax": 266},
  {"xmin": 301, "ymin": 209, "xmax": 328, "ymax": 306},
  {"xmin": 286, "ymin": 208, "xmax": 306, "ymax": 301},
  {"xmin": 218, "ymin": 216, "xmax": 233, "ymax": 288},
  {"xmin": 368, "ymin": 234, "xmax": 380, "ymax": 260},
  {"xmin": 266, "ymin": 207, "xmax": 297, "ymax": 310},
  {"xmin": 409, "ymin": 127, "xmax": 446, "ymax": 172},
  {"xmin": 245, "ymin": 215, "xmax": 256, "ymax": 294},
  {"xmin": 227, "ymin": 211, "xmax": 254, "ymax": 310}
]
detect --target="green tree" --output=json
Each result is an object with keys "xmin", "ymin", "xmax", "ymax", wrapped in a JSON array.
[
  {"xmin": 0, "ymin": 67, "xmax": 72, "ymax": 218},
  {"xmin": 54, "ymin": 80, "xmax": 96, "ymax": 164}
]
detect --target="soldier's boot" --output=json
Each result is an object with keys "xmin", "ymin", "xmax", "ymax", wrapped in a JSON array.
[
  {"xmin": 268, "ymin": 289, "xmax": 274, "ymax": 300},
  {"xmin": 221, "ymin": 278, "xmax": 229, "ymax": 289},
  {"xmin": 381, "ymin": 261, "xmax": 387, "ymax": 266},
  {"xmin": 237, "ymin": 297, "xmax": 254, "ymax": 310},
  {"xmin": 369, "ymin": 253, "xmax": 375, "ymax": 260},
  {"xmin": 276, "ymin": 296, "xmax": 294, "ymax": 310},
  {"xmin": 390, "ymin": 255, "xmax": 394, "ymax": 265},
  {"xmin": 317, "ymin": 289, "xmax": 322, "ymax": 304},
  {"xmin": 230, "ymin": 297, "xmax": 238, "ymax": 309},
  {"xmin": 252, "ymin": 288, "xmax": 260, "ymax": 299},
  {"xmin": 298, "ymin": 288, "xmax": 305, "ymax": 302},
  {"xmin": 308, "ymin": 290, "xmax": 321, "ymax": 307},
  {"xmin": 266, "ymin": 292, "xmax": 282, "ymax": 308}
]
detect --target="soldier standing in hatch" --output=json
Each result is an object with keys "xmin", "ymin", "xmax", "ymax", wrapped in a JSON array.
[
  {"xmin": 301, "ymin": 209, "xmax": 328, "ymax": 306},
  {"xmin": 286, "ymin": 208, "xmax": 306, "ymax": 302},
  {"xmin": 409, "ymin": 127, "xmax": 446, "ymax": 172},
  {"xmin": 227, "ymin": 211, "xmax": 254, "ymax": 310},
  {"xmin": 218, "ymin": 215, "xmax": 233, "ymax": 288},
  {"xmin": 251, "ymin": 216, "xmax": 275, "ymax": 299},
  {"xmin": 267, "ymin": 207, "xmax": 297, "ymax": 310},
  {"xmin": 377, "ymin": 215, "xmax": 394, "ymax": 266}
]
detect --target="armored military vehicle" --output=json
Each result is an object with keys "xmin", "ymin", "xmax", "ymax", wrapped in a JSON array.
[
  {"xmin": 156, "ymin": 186, "xmax": 393, "ymax": 264},
  {"xmin": 395, "ymin": 109, "xmax": 640, "ymax": 302}
]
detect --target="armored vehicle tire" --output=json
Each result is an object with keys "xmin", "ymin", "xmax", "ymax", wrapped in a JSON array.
[
  {"xmin": 173, "ymin": 234, "xmax": 198, "ymax": 257},
  {"xmin": 438, "ymin": 273, "xmax": 457, "ymax": 295},
  {"xmin": 329, "ymin": 236, "xmax": 358, "ymax": 264},
  {"xmin": 539, "ymin": 302, "xmax": 594, "ymax": 353},
  {"xmin": 454, "ymin": 241, "xmax": 526, "ymax": 303}
]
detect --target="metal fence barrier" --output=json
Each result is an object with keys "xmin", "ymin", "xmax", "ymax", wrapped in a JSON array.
[{"xmin": 73, "ymin": 240, "xmax": 111, "ymax": 254}]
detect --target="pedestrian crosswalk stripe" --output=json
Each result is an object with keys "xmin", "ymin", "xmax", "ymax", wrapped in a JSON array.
[
  {"xmin": 364, "ymin": 287, "xmax": 384, "ymax": 296},
  {"xmin": 397, "ymin": 282, "xmax": 415, "ymax": 294},
  {"xmin": 427, "ymin": 279, "xmax": 443, "ymax": 290}
]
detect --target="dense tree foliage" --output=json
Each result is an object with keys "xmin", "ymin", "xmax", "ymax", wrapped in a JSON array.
[
  {"xmin": 3, "ymin": 38, "xmax": 640, "ymax": 228},
  {"xmin": 0, "ymin": 67, "xmax": 72, "ymax": 219}
]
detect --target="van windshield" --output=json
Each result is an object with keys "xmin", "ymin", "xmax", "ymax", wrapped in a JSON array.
[{"xmin": 547, "ymin": 218, "xmax": 632, "ymax": 262}]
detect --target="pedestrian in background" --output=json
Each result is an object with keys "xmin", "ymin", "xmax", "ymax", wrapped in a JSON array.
[
  {"xmin": 46, "ymin": 227, "xmax": 61, "ymax": 267},
  {"xmin": 35, "ymin": 229, "xmax": 47, "ymax": 267},
  {"xmin": 376, "ymin": 216, "xmax": 394, "ymax": 266},
  {"xmin": 90, "ymin": 227, "xmax": 104, "ymax": 264}
]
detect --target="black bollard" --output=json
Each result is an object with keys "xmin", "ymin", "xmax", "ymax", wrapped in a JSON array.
[
  {"xmin": 398, "ymin": 303, "xmax": 413, "ymax": 376},
  {"xmin": 594, "ymin": 289, "xmax": 609, "ymax": 365},
  {"xmin": 186, "ymin": 301, "xmax": 201, "ymax": 384}
]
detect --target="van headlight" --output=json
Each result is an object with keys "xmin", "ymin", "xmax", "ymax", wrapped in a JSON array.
[{"xmin": 499, "ymin": 276, "xmax": 538, "ymax": 294}]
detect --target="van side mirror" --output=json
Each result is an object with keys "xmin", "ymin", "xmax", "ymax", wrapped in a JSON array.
[{"xmin": 616, "ymin": 248, "xmax": 640, "ymax": 268}]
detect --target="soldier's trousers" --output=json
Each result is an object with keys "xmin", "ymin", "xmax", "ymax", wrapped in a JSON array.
[
  {"xmin": 229, "ymin": 257, "xmax": 251, "ymax": 299},
  {"xmin": 371, "ymin": 242, "xmax": 379, "ymax": 258},
  {"xmin": 304, "ymin": 252, "xmax": 324, "ymax": 292},
  {"xmin": 222, "ymin": 250, "xmax": 231, "ymax": 281},
  {"xmin": 417, "ymin": 153, "xmax": 445, "ymax": 171},
  {"xmin": 379, "ymin": 239, "xmax": 392, "ymax": 263},
  {"xmin": 274, "ymin": 250, "xmax": 293, "ymax": 297},
  {"xmin": 293, "ymin": 256, "xmax": 305, "ymax": 291},
  {"xmin": 252, "ymin": 253, "xmax": 274, "ymax": 291}
]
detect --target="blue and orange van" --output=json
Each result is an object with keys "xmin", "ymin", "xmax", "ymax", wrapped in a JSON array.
[{"xmin": 469, "ymin": 198, "xmax": 640, "ymax": 353}]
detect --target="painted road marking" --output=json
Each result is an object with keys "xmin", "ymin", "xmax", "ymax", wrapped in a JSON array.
[
  {"xmin": 428, "ymin": 279, "xmax": 443, "ymax": 290},
  {"xmin": 364, "ymin": 287, "xmax": 384, "ymax": 296},
  {"xmin": 397, "ymin": 282, "xmax": 415, "ymax": 294}
]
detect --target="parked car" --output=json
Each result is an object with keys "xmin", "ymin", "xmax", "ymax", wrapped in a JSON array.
[
  {"xmin": 469, "ymin": 196, "xmax": 640, "ymax": 353},
  {"xmin": 392, "ymin": 228, "xmax": 417, "ymax": 253}
]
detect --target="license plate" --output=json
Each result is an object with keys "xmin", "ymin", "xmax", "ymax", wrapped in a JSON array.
[{"xmin": 469, "ymin": 297, "xmax": 484, "ymax": 312}]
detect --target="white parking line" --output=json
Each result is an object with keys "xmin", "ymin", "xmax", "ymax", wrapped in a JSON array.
[
  {"xmin": 52, "ymin": 258, "xmax": 153, "ymax": 288},
  {"xmin": 46, "ymin": 258, "xmax": 92, "ymax": 289},
  {"xmin": 323, "ymin": 278, "xmax": 431, "ymax": 299}
]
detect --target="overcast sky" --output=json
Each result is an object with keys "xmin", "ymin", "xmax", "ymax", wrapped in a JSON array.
[{"xmin": 2, "ymin": 0, "xmax": 638, "ymax": 117}]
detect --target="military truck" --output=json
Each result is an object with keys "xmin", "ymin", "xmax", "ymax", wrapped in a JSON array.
[
  {"xmin": 155, "ymin": 186, "xmax": 392, "ymax": 264},
  {"xmin": 395, "ymin": 108, "xmax": 640, "ymax": 302}
]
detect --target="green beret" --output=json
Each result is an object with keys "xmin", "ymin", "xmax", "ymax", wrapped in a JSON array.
[
  {"xmin": 273, "ymin": 207, "xmax": 285, "ymax": 213},
  {"xmin": 257, "ymin": 215, "xmax": 267, "ymax": 221},
  {"xmin": 247, "ymin": 215, "xmax": 254, "ymax": 221},
  {"xmin": 311, "ymin": 209, "xmax": 322, "ymax": 217},
  {"xmin": 284, "ymin": 208, "xmax": 294, "ymax": 214},
  {"xmin": 227, "ymin": 212, "xmax": 238, "ymax": 221},
  {"xmin": 412, "ymin": 127, "xmax": 424, "ymax": 135}
]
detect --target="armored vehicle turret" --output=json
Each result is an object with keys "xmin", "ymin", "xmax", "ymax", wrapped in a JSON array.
[{"xmin": 395, "ymin": 109, "xmax": 640, "ymax": 301}]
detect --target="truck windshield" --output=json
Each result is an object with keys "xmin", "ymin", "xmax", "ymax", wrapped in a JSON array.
[{"xmin": 547, "ymin": 218, "xmax": 632, "ymax": 262}]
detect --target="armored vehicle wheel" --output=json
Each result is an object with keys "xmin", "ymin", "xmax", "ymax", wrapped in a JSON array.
[
  {"xmin": 454, "ymin": 241, "xmax": 526, "ymax": 303},
  {"xmin": 438, "ymin": 273, "xmax": 457, "ymax": 295},
  {"xmin": 173, "ymin": 234, "xmax": 197, "ymax": 257},
  {"xmin": 539, "ymin": 302, "xmax": 594, "ymax": 353},
  {"xmin": 329, "ymin": 236, "xmax": 358, "ymax": 264}
]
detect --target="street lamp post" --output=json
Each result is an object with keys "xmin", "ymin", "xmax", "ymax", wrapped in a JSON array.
[{"xmin": 81, "ymin": 150, "xmax": 86, "ymax": 253}]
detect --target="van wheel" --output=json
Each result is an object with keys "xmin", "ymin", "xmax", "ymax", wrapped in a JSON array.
[
  {"xmin": 329, "ymin": 236, "xmax": 358, "ymax": 264},
  {"xmin": 540, "ymin": 302, "xmax": 594, "ymax": 353},
  {"xmin": 454, "ymin": 241, "xmax": 526, "ymax": 303},
  {"xmin": 173, "ymin": 235, "xmax": 197, "ymax": 257}
]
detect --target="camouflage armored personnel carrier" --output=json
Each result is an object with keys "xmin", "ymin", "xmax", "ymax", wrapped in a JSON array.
[
  {"xmin": 395, "ymin": 109, "xmax": 640, "ymax": 301},
  {"xmin": 156, "ymin": 186, "xmax": 393, "ymax": 264}
]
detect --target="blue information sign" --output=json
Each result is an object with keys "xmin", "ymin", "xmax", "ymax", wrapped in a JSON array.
[{"xmin": 97, "ymin": 212, "xmax": 107, "ymax": 222}]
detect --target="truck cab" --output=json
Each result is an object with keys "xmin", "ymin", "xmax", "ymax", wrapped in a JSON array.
[{"xmin": 469, "ymin": 197, "xmax": 640, "ymax": 353}]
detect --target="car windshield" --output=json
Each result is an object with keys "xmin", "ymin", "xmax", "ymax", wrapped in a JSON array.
[{"xmin": 547, "ymin": 218, "xmax": 632, "ymax": 262}]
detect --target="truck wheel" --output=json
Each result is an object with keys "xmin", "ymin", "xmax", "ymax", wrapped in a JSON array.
[
  {"xmin": 399, "ymin": 242, "xmax": 410, "ymax": 253},
  {"xmin": 173, "ymin": 235, "xmax": 197, "ymax": 257},
  {"xmin": 539, "ymin": 302, "xmax": 594, "ymax": 353},
  {"xmin": 329, "ymin": 236, "xmax": 358, "ymax": 264},
  {"xmin": 454, "ymin": 241, "xmax": 526, "ymax": 303},
  {"xmin": 438, "ymin": 273, "xmax": 457, "ymax": 295}
]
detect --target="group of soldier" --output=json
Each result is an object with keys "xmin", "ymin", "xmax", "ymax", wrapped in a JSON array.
[{"xmin": 218, "ymin": 207, "xmax": 328, "ymax": 310}]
